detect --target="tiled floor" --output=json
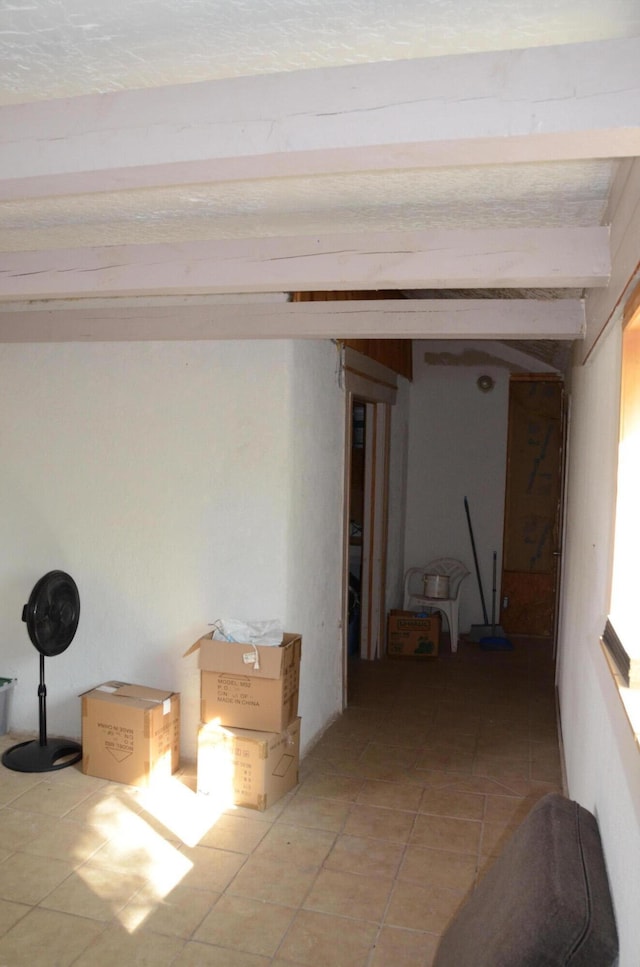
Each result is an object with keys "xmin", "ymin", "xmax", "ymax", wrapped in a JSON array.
[{"xmin": 0, "ymin": 636, "xmax": 563, "ymax": 966}]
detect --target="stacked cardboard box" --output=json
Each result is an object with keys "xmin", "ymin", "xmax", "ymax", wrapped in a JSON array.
[
  {"xmin": 81, "ymin": 681, "xmax": 181, "ymax": 787},
  {"xmin": 186, "ymin": 631, "xmax": 302, "ymax": 811}
]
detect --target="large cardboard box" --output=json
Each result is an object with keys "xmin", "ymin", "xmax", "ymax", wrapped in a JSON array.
[
  {"xmin": 197, "ymin": 716, "xmax": 300, "ymax": 811},
  {"xmin": 387, "ymin": 610, "xmax": 441, "ymax": 658},
  {"xmin": 81, "ymin": 681, "xmax": 180, "ymax": 787},
  {"xmin": 185, "ymin": 632, "xmax": 301, "ymax": 732}
]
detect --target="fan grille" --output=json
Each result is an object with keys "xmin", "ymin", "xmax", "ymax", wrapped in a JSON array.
[{"xmin": 23, "ymin": 570, "xmax": 80, "ymax": 657}]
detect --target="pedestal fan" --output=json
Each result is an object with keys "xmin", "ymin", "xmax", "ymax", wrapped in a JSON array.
[{"xmin": 2, "ymin": 570, "xmax": 82, "ymax": 773}]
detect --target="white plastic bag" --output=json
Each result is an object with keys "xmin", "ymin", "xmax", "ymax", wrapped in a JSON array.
[
  {"xmin": 209, "ymin": 618, "xmax": 283, "ymax": 647},
  {"xmin": 209, "ymin": 619, "xmax": 283, "ymax": 671}
]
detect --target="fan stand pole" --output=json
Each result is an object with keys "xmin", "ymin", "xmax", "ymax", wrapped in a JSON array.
[
  {"xmin": 1, "ymin": 654, "xmax": 82, "ymax": 773},
  {"xmin": 38, "ymin": 652, "xmax": 47, "ymax": 747}
]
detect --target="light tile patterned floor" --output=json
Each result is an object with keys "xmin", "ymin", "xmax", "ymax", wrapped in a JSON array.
[{"xmin": 0, "ymin": 637, "xmax": 563, "ymax": 966}]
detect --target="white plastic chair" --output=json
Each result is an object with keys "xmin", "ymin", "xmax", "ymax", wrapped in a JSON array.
[{"xmin": 403, "ymin": 558, "xmax": 470, "ymax": 653}]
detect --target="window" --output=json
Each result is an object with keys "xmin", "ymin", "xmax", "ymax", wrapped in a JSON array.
[{"xmin": 606, "ymin": 285, "xmax": 640, "ymax": 688}]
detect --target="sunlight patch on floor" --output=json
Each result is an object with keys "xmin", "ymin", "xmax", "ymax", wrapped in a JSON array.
[
  {"xmin": 78, "ymin": 791, "xmax": 192, "ymax": 933},
  {"xmin": 138, "ymin": 769, "xmax": 234, "ymax": 848}
]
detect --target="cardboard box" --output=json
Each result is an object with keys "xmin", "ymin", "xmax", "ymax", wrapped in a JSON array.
[
  {"xmin": 387, "ymin": 610, "xmax": 441, "ymax": 658},
  {"xmin": 81, "ymin": 681, "xmax": 180, "ymax": 787},
  {"xmin": 197, "ymin": 716, "xmax": 300, "ymax": 811},
  {"xmin": 185, "ymin": 632, "xmax": 301, "ymax": 732}
]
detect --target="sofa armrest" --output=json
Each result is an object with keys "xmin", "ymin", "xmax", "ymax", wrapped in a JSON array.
[{"xmin": 433, "ymin": 793, "xmax": 618, "ymax": 966}]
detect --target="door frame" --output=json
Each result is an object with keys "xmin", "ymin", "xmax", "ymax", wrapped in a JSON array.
[
  {"xmin": 359, "ymin": 399, "xmax": 391, "ymax": 662},
  {"xmin": 341, "ymin": 347, "xmax": 397, "ymax": 707}
]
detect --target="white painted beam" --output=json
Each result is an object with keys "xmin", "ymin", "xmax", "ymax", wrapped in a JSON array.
[
  {"xmin": 1, "ymin": 38, "xmax": 639, "ymax": 201},
  {"xmin": 0, "ymin": 298, "xmax": 585, "ymax": 343},
  {"xmin": 0, "ymin": 228, "xmax": 609, "ymax": 301}
]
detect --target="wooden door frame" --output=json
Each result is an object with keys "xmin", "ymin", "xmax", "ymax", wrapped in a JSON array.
[
  {"xmin": 359, "ymin": 400, "xmax": 391, "ymax": 662},
  {"xmin": 341, "ymin": 348, "xmax": 396, "ymax": 708}
]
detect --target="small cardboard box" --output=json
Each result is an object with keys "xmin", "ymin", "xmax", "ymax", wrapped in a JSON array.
[
  {"xmin": 197, "ymin": 716, "xmax": 301, "ymax": 811},
  {"xmin": 185, "ymin": 632, "xmax": 301, "ymax": 732},
  {"xmin": 81, "ymin": 681, "xmax": 180, "ymax": 787},
  {"xmin": 387, "ymin": 610, "xmax": 441, "ymax": 658}
]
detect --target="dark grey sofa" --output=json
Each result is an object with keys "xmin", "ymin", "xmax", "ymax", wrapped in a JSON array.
[{"xmin": 433, "ymin": 793, "xmax": 618, "ymax": 966}]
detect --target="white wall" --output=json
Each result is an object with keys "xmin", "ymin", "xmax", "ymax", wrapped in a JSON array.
[
  {"xmin": 285, "ymin": 339, "xmax": 345, "ymax": 748},
  {"xmin": 404, "ymin": 348, "xmax": 509, "ymax": 632},
  {"xmin": 0, "ymin": 339, "xmax": 345, "ymax": 759},
  {"xmin": 557, "ymin": 322, "xmax": 640, "ymax": 966}
]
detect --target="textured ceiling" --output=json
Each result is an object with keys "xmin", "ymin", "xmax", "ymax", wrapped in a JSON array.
[
  {"xmin": 0, "ymin": 159, "xmax": 614, "ymax": 252},
  {"xmin": 1, "ymin": 0, "xmax": 636, "ymax": 246},
  {"xmin": 2, "ymin": 0, "xmax": 640, "ymax": 105},
  {"xmin": 1, "ymin": 1, "xmax": 639, "ymax": 364}
]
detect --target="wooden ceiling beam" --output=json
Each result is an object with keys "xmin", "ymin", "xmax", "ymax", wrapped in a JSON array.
[
  {"xmin": 0, "ymin": 298, "xmax": 585, "ymax": 342},
  {"xmin": 0, "ymin": 227, "xmax": 609, "ymax": 301},
  {"xmin": 1, "ymin": 37, "xmax": 639, "ymax": 201}
]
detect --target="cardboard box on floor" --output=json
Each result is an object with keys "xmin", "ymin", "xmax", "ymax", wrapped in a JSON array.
[
  {"xmin": 197, "ymin": 716, "xmax": 301, "ymax": 811},
  {"xmin": 81, "ymin": 681, "xmax": 180, "ymax": 787},
  {"xmin": 387, "ymin": 610, "xmax": 441, "ymax": 658},
  {"xmin": 184, "ymin": 632, "xmax": 301, "ymax": 732}
]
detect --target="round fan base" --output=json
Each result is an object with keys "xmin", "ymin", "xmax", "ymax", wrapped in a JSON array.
[{"xmin": 2, "ymin": 738, "xmax": 82, "ymax": 773}]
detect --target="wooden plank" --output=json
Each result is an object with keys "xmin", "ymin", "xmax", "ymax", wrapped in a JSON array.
[
  {"xmin": 501, "ymin": 379, "xmax": 564, "ymax": 637},
  {"xmin": 360, "ymin": 402, "xmax": 390, "ymax": 660},
  {"xmin": 2, "ymin": 38, "xmax": 639, "ymax": 201},
  {"xmin": 501, "ymin": 571, "xmax": 556, "ymax": 637},
  {"xmin": 0, "ymin": 228, "xmax": 609, "ymax": 301},
  {"xmin": 0, "ymin": 297, "xmax": 586, "ymax": 343},
  {"xmin": 344, "ymin": 340, "xmax": 413, "ymax": 381}
]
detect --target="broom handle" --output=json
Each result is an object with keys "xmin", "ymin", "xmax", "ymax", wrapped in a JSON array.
[
  {"xmin": 491, "ymin": 551, "xmax": 497, "ymax": 633},
  {"xmin": 464, "ymin": 497, "xmax": 489, "ymax": 624}
]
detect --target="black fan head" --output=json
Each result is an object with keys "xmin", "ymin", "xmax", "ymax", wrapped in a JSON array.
[{"xmin": 22, "ymin": 570, "xmax": 80, "ymax": 657}]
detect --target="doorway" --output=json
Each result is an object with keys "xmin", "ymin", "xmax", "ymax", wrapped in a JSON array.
[
  {"xmin": 345, "ymin": 397, "xmax": 391, "ymax": 663},
  {"xmin": 340, "ymin": 344, "xmax": 398, "ymax": 706},
  {"xmin": 347, "ymin": 401, "xmax": 366, "ymax": 658}
]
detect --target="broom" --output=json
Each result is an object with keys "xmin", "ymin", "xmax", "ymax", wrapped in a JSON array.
[
  {"xmin": 479, "ymin": 552, "xmax": 513, "ymax": 650},
  {"xmin": 464, "ymin": 496, "xmax": 504, "ymax": 641}
]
